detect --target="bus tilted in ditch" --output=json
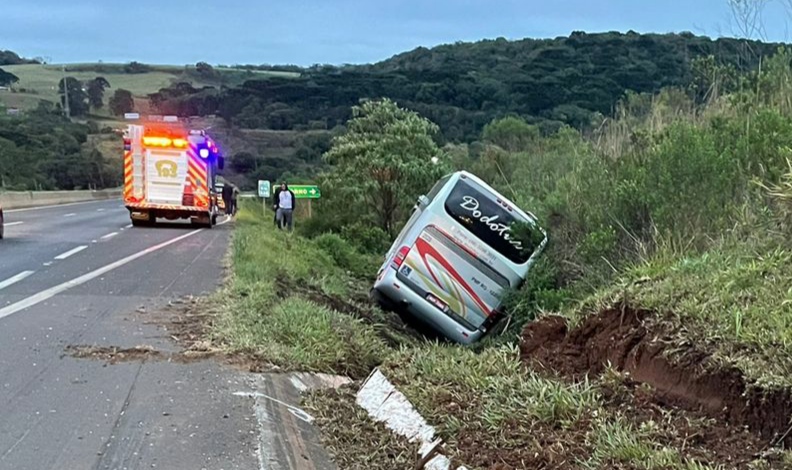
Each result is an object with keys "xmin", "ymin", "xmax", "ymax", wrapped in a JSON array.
[{"xmin": 371, "ymin": 171, "xmax": 547, "ymax": 344}]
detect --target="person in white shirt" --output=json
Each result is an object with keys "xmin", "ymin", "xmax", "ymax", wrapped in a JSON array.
[{"xmin": 273, "ymin": 182, "xmax": 295, "ymax": 231}]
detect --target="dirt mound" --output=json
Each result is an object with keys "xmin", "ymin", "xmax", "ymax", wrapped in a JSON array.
[{"xmin": 520, "ymin": 304, "xmax": 792, "ymax": 447}]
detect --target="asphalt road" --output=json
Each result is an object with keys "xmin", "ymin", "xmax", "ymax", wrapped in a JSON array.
[{"xmin": 0, "ymin": 200, "xmax": 336, "ymax": 470}]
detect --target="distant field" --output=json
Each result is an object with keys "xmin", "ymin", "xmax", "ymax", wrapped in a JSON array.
[{"xmin": 0, "ymin": 63, "xmax": 299, "ymax": 111}]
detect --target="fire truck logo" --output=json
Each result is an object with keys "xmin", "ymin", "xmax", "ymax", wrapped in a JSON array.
[{"xmin": 155, "ymin": 160, "xmax": 178, "ymax": 178}]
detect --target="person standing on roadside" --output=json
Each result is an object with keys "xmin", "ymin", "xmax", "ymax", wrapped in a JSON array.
[
  {"xmin": 231, "ymin": 185, "xmax": 239, "ymax": 216},
  {"xmin": 273, "ymin": 182, "xmax": 295, "ymax": 231},
  {"xmin": 221, "ymin": 182, "xmax": 234, "ymax": 216}
]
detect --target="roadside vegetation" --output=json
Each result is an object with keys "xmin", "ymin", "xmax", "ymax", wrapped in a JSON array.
[
  {"xmin": 8, "ymin": 27, "xmax": 792, "ymax": 469},
  {"xmin": 210, "ymin": 201, "xmax": 421, "ymax": 378},
  {"xmin": 226, "ymin": 49, "xmax": 792, "ymax": 468}
]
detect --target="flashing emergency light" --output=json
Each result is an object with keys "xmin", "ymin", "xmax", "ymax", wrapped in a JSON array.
[
  {"xmin": 143, "ymin": 136, "xmax": 189, "ymax": 149},
  {"xmin": 199, "ymin": 148, "xmax": 210, "ymax": 159},
  {"xmin": 143, "ymin": 136, "xmax": 172, "ymax": 147}
]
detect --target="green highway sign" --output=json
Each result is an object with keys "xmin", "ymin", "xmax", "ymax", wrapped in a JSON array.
[
  {"xmin": 257, "ymin": 180, "xmax": 271, "ymax": 198},
  {"xmin": 273, "ymin": 184, "xmax": 321, "ymax": 199}
]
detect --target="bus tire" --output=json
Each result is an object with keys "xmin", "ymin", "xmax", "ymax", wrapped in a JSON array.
[{"xmin": 131, "ymin": 218, "xmax": 151, "ymax": 227}]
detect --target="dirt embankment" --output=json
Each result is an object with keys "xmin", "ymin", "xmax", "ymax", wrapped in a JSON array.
[{"xmin": 520, "ymin": 304, "xmax": 792, "ymax": 448}]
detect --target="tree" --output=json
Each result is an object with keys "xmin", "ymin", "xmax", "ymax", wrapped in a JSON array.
[
  {"xmin": 230, "ymin": 151, "xmax": 259, "ymax": 173},
  {"xmin": 323, "ymin": 98, "xmax": 448, "ymax": 236},
  {"xmin": 86, "ymin": 77, "xmax": 111, "ymax": 110},
  {"xmin": 482, "ymin": 116, "xmax": 540, "ymax": 151},
  {"xmin": 0, "ymin": 68, "xmax": 19, "ymax": 87},
  {"xmin": 58, "ymin": 77, "xmax": 89, "ymax": 116},
  {"xmin": 109, "ymin": 89, "xmax": 134, "ymax": 116},
  {"xmin": 123, "ymin": 61, "xmax": 150, "ymax": 74},
  {"xmin": 195, "ymin": 61, "xmax": 216, "ymax": 78}
]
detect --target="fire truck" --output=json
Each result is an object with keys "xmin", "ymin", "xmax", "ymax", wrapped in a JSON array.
[{"xmin": 122, "ymin": 117, "xmax": 225, "ymax": 227}]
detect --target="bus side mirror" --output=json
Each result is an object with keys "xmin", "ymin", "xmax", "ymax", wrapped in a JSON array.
[
  {"xmin": 217, "ymin": 156, "xmax": 225, "ymax": 170},
  {"xmin": 417, "ymin": 195, "xmax": 429, "ymax": 208}
]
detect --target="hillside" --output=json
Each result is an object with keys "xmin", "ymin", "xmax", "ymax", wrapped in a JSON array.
[
  {"xmin": 205, "ymin": 32, "xmax": 783, "ymax": 141},
  {"xmin": 0, "ymin": 62, "xmax": 298, "ymax": 114},
  {"xmin": 204, "ymin": 48, "xmax": 792, "ymax": 468}
]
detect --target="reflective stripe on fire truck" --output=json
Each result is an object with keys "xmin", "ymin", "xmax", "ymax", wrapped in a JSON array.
[
  {"xmin": 187, "ymin": 145, "xmax": 208, "ymax": 207},
  {"xmin": 123, "ymin": 149, "xmax": 134, "ymax": 202}
]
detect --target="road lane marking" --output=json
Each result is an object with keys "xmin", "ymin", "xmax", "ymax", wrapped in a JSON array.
[
  {"xmin": 0, "ymin": 271, "xmax": 35, "ymax": 291},
  {"xmin": 43, "ymin": 262, "xmax": 52, "ymax": 267},
  {"xmin": 100, "ymin": 232, "xmax": 118, "ymax": 240},
  {"xmin": 97, "ymin": 208, "xmax": 105, "ymax": 212},
  {"xmin": 125, "ymin": 224, "xmax": 133, "ymax": 229},
  {"xmin": 0, "ymin": 228, "xmax": 203, "ymax": 321},
  {"xmin": 4, "ymin": 221, "xmax": 24, "ymax": 227},
  {"xmin": 54, "ymin": 245, "xmax": 88, "ymax": 260},
  {"xmin": 5, "ymin": 199, "xmax": 122, "ymax": 213},
  {"xmin": 63, "ymin": 213, "xmax": 77, "ymax": 217}
]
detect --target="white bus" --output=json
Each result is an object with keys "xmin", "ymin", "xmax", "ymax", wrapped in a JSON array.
[{"xmin": 371, "ymin": 171, "xmax": 548, "ymax": 344}]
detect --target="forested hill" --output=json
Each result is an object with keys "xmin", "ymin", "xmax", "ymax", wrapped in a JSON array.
[{"xmin": 211, "ymin": 32, "xmax": 783, "ymax": 141}]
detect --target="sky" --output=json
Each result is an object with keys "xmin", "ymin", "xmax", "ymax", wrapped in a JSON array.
[{"xmin": 2, "ymin": 0, "xmax": 792, "ymax": 66}]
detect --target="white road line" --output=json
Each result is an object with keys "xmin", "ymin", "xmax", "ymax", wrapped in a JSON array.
[
  {"xmin": 54, "ymin": 245, "xmax": 88, "ymax": 260},
  {"xmin": 4, "ymin": 221, "xmax": 24, "ymax": 227},
  {"xmin": 0, "ymin": 228, "xmax": 203, "ymax": 321},
  {"xmin": 0, "ymin": 271, "xmax": 35, "ymax": 290},
  {"xmin": 63, "ymin": 213, "xmax": 77, "ymax": 217},
  {"xmin": 124, "ymin": 224, "xmax": 133, "ymax": 229},
  {"xmin": 5, "ymin": 199, "xmax": 121, "ymax": 213},
  {"xmin": 100, "ymin": 232, "xmax": 118, "ymax": 240},
  {"xmin": 96, "ymin": 208, "xmax": 105, "ymax": 212}
]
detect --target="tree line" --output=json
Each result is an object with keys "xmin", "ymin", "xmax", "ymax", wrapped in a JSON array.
[
  {"xmin": 0, "ymin": 102, "xmax": 120, "ymax": 190},
  {"xmin": 147, "ymin": 32, "xmax": 782, "ymax": 142},
  {"xmin": 57, "ymin": 76, "xmax": 134, "ymax": 116}
]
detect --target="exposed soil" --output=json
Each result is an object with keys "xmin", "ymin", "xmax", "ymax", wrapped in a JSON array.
[
  {"xmin": 159, "ymin": 297, "xmax": 277, "ymax": 373},
  {"xmin": 65, "ymin": 345, "xmax": 166, "ymax": 364},
  {"xmin": 520, "ymin": 303, "xmax": 792, "ymax": 452}
]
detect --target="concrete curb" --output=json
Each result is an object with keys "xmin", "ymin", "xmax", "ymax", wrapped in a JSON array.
[
  {"xmin": 0, "ymin": 189, "xmax": 122, "ymax": 210},
  {"xmin": 356, "ymin": 368, "xmax": 468, "ymax": 470}
]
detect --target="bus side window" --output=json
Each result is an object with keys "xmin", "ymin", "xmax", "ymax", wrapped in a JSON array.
[{"xmin": 426, "ymin": 175, "xmax": 451, "ymax": 203}]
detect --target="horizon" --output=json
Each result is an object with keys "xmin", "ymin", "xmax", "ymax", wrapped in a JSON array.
[
  {"xmin": 9, "ymin": 29, "xmax": 792, "ymax": 68},
  {"xmin": 4, "ymin": 0, "xmax": 792, "ymax": 67}
]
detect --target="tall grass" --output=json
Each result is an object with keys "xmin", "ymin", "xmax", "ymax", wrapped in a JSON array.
[
  {"xmin": 212, "ymin": 201, "xmax": 388, "ymax": 377},
  {"xmin": 452, "ymin": 49, "xmax": 792, "ymax": 331}
]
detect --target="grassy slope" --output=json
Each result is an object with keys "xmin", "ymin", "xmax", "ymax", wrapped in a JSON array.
[
  {"xmin": 210, "ymin": 202, "xmax": 398, "ymax": 378},
  {"xmin": 570, "ymin": 241, "xmax": 792, "ymax": 388},
  {"xmin": 216, "ymin": 202, "xmax": 791, "ymax": 469}
]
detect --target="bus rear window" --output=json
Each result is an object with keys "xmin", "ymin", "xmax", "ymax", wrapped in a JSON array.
[{"xmin": 444, "ymin": 179, "xmax": 542, "ymax": 264}]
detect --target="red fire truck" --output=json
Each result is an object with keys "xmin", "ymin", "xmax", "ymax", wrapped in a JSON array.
[{"xmin": 122, "ymin": 118, "xmax": 225, "ymax": 227}]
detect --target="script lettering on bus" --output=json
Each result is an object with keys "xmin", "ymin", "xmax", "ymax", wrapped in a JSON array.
[{"xmin": 459, "ymin": 196, "xmax": 523, "ymax": 250}]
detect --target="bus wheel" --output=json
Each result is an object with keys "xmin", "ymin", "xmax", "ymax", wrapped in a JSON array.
[{"xmin": 132, "ymin": 219, "xmax": 150, "ymax": 227}]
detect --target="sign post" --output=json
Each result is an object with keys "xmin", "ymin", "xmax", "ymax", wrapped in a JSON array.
[
  {"xmin": 272, "ymin": 184, "xmax": 321, "ymax": 219},
  {"xmin": 258, "ymin": 180, "xmax": 271, "ymax": 216}
]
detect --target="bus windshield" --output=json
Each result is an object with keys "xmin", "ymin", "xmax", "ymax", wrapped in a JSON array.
[{"xmin": 443, "ymin": 179, "xmax": 542, "ymax": 264}]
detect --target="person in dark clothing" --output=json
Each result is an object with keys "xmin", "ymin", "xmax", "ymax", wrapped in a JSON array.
[
  {"xmin": 273, "ymin": 182, "xmax": 295, "ymax": 230},
  {"xmin": 231, "ymin": 186, "xmax": 239, "ymax": 215},
  {"xmin": 221, "ymin": 183, "xmax": 234, "ymax": 216}
]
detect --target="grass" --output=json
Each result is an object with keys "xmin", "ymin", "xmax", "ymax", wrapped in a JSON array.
[
  {"xmin": 217, "ymin": 204, "xmax": 789, "ymax": 469},
  {"xmin": 570, "ymin": 240, "xmax": 792, "ymax": 388},
  {"xmin": 210, "ymin": 201, "xmax": 391, "ymax": 378},
  {"xmin": 308, "ymin": 342, "xmax": 749, "ymax": 469},
  {"xmin": 304, "ymin": 387, "xmax": 416, "ymax": 470}
]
